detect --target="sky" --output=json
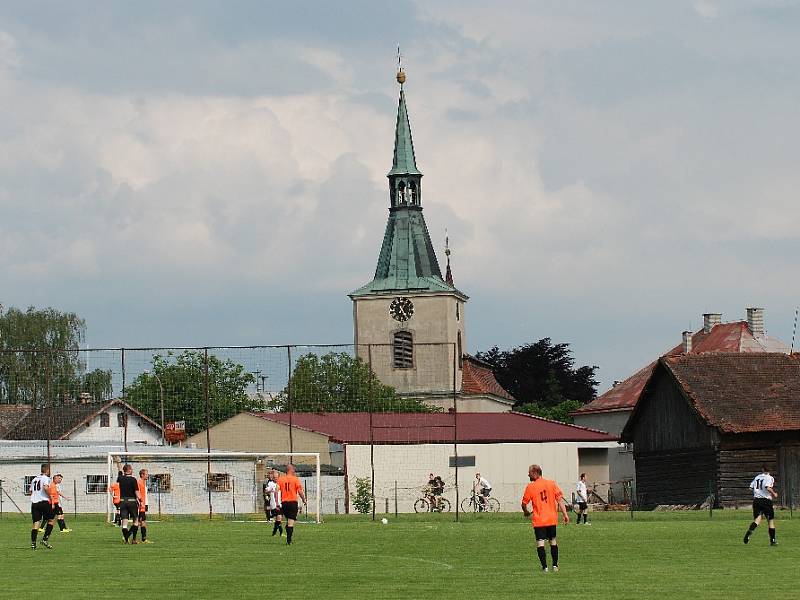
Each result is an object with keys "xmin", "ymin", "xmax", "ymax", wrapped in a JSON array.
[{"xmin": 2, "ymin": 1, "xmax": 800, "ymax": 392}]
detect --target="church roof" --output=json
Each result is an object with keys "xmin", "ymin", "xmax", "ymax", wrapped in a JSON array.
[
  {"xmin": 387, "ymin": 88, "xmax": 421, "ymax": 177},
  {"xmin": 351, "ymin": 78, "xmax": 464, "ymax": 298}
]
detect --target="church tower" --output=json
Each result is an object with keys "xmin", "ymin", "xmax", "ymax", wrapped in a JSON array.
[{"xmin": 349, "ymin": 66, "xmax": 468, "ymax": 401}]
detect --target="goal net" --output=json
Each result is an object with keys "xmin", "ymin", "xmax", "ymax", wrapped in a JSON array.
[{"xmin": 106, "ymin": 452, "xmax": 321, "ymax": 524}]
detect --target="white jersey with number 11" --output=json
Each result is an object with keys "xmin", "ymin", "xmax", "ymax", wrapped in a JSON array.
[{"xmin": 750, "ymin": 473, "xmax": 774, "ymax": 499}]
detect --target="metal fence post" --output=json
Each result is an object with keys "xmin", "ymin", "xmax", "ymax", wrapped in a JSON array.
[
  {"xmin": 204, "ymin": 348, "xmax": 212, "ymax": 520},
  {"xmin": 287, "ymin": 346, "xmax": 293, "ymax": 455},
  {"xmin": 395, "ymin": 480, "xmax": 398, "ymax": 517},
  {"xmin": 73, "ymin": 479, "xmax": 77, "ymax": 516},
  {"xmin": 709, "ymin": 479, "xmax": 714, "ymax": 519},
  {"xmin": 368, "ymin": 345, "xmax": 376, "ymax": 522}
]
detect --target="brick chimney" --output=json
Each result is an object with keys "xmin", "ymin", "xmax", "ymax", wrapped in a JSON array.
[
  {"xmin": 746, "ymin": 307, "xmax": 765, "ymax": 337},
  {"xmin": 682, "ymin": 331, "xmax": 693, "ymax": 354},
  {"xmin": 702, "ymin": 313, "xmax": 722, "ymax": 333}
]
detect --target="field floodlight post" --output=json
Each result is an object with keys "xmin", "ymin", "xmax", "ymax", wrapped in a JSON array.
[{"xmin": 106, "ymin": 452, "xmax": 321, "ymax": 524}]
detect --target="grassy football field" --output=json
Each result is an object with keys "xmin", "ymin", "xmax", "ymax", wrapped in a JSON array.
[{"xmin": 1, "ymin": 510, "xmax": 794, "ymax": 599}]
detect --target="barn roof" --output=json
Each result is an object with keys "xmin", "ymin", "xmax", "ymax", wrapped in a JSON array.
[
  {"xmin": 574, "ymin": 321, "xmax": 790, "ymax": 415},
  {"xmin": 461, "ymin": 355, "xmax": 515, "ymax": 403},
  {"xmin": 6, "ymin": 399, "xmax": 161, "ymax": 440},
  {"xmin": 658, "ymin": 353, "xmax": 800, "ymax": 434},
  {"xmin": 249, "ymin": 411, "xmax": 615, "ymax": 444}
]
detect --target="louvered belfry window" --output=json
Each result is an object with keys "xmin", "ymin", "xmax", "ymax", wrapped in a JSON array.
[{"xmin": 393, "ymin": 331, "xmax": 414, "ymax": 369}]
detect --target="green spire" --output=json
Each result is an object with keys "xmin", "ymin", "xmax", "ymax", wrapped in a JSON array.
[{"xmin": 388, "ymin": 88, "xmax": 422, "ymax": 176}]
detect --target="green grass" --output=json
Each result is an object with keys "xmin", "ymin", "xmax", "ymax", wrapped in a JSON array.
[{"xmin": 1, "ymin": 510, "xmax": 795, "ymax": 599}]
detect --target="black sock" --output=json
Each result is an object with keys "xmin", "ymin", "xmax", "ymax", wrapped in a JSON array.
[
  {"xmin": 141, "ymin": 526, "xmax": 147, "ymax": 541},
  {"xmin": 536, "ymin": 546, "xmax": 547, "ymax": 569},
  {"xmin": 769, "ymin": 528, "xmax": 776, "ymax": 542},
  {"xmin": 58, "ymin": 520, "xmax": 66, "ymax": 531},
  {"xmin": 286, "ymin": 526, "xmax": 293, "ymax": 544},
  {"xmin": 122, "ymin": 527, "xmax": 129, "ymax": 542},
  {"xmin": 584, "ymin": 514, "xmax": 588, "ymax": 524},
  {"xmin": 43, "ymin": 523, "xmax": 53, "ymax": 541},
  {"xmin": 745, "ymin": 522, "xmax": 757, "ymax": 538},
  {"xmin": 272, "ymin": 521, "xmax": 280, "ymax": 536},
  {"xmin": 130, "ymin": 525, "xmax": 139, "ymax": 540},
  {"xmin": 31, "ymin": 529, "xmax": 38, "ymax": 544},
  {"xmin": 550, "ymin": 544, "xmax": 559, "ymax": 567}
]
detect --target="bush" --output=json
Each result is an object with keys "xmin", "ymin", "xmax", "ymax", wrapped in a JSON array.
[{"xmin": 353, "ymin": 477, "xmax": 372, "ymax": 514}]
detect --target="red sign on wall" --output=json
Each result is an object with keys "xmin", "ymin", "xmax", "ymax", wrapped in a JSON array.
[{"xmin": 165, "ymin": 420, "xmax": 187, "ymax": 442}]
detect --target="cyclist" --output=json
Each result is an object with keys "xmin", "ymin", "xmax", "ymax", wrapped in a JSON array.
[
  {"xmin": 427, "ymin": 473, "xmax": 445, "ymax": 511},
  {"xmin": 474, "ymin": 473, "xmax": 492, "ymax": 511}
]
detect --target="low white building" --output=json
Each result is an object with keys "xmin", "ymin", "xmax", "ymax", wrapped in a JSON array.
[
  {"xmin": 243, "ymin": 412, "xmax": 617, "ymax": 512},
  {"xmin": 0, "ymin": 441, "xmax": 329, "ymax": 518}
]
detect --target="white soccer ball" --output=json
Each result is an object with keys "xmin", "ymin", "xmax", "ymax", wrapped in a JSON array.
[{"xmin": 381, "ymin": 518, "xmax": 388, "ymax": 525}]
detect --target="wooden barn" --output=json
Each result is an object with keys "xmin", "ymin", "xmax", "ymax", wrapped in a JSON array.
[{"xmin": 621, "ymin": 353, "xmax": 800, "ymax": 507}]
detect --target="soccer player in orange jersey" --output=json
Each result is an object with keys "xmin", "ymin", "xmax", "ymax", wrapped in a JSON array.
[
  {"xmin": 132, "ymin": 469, "xmax": 151, "ymax": 543},
  {"xmin": 277, "ymin": 464, "xmax": 307, "ymax": 545},
  {"xmin": 109, "ymin": 480, "xmax": 122, "ymax": 526},
  {"xmin": 521, "ymin": 464, "xmax": 569, "ymax": 573},
  {"xmin": 47, "ymin": 473, "xmax": 72, "ymax": 533}
]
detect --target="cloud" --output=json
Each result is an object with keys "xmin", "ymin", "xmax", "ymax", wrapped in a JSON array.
[
  {"xmin": 1, "ymin": 2, "xmax": 800, "ymax": 390},
  {"xmin": 694, "ymin": 1, "xmax": 720, "ymax": 18}
]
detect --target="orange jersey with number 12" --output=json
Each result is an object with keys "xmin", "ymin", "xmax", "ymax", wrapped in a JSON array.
[{"xmin": 521, "ymin": 478, "xmax": 563, "ymax": 527}]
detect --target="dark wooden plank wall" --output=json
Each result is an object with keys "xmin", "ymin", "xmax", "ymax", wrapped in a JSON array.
[
  {"xmin": 631, "ymin": 370, "xmax": 718, "ymax": 454},
  {"xmin": 634, "ymin": 449, "xmax": 717, "ymax": 506},
  {"xmin": 717, "ymin": 448, "xmax": 778, "ymax": 506}
]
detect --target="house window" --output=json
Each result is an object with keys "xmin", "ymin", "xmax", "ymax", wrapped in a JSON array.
[
  {"xmin": 206, "ymin": 473, "xmax": 231, "ymax": 492},
  {"xmin": 117, "ymin": 412, "xmax": 127, "ymax": 427},
  {"xmin": 392, "ymin": 331, "xmax": 414, "ymax": 369},
  {"xmin": 23, "ymin": 475, "xmax": 36, "ymax": 496},
  {"xmin": 148, "ymin": 473, "xmax": 172, "ymax": 493},
  {"xmin": 456, "ymin": 303, "xmax": 460, "ymax": 321},
  {"xmin": 449, "ymin": 455, "xmax": 476, "ymax": 467},
  {"xmin": 457, "ymin": 331, "xmax": 463, "ymax": 370},
  {"xmin": 619, "ymin": 443, "xmax": 633, "ymax": 454},
  {"xmin": 86, "ymin": 475, "xmax": 108, "ymax": 494},
  {"xmin": 100, "ymin": 412, "xmax": 110, "ymax": 427}
]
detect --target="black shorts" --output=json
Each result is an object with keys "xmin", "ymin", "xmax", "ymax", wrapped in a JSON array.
[
  {"xmin": 119, "ymin": 499, "xmax": 139, "ymax": 521},
  {"xmin": 31, "ymin": 501, "xmax": 54, "ymax": 523},
  {"xmin": 534, "ymin": 525, "xmax": 558, "ymax": 541},
  {"xmin": 481, "ymin": 488, "xmax": 492, "ymax": 497},
  {"xmin": 753, "ymin": 498, "xmax": 775, "ymax": 520},
  {"xmin": 53, "ymin": 503, "xmax": 64, "ymax": 516},
  {"xmin": 577, "ymin": 502, "xmax": 588, "ymax": 511},
  {"xmin": 281, "ymin": 501, "xmax": 299, "ymax": 520}
]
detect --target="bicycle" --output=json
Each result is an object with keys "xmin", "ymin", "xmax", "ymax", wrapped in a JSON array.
[
  {"xmin": 461, "ymin": 490, "xmax": 500, "ymax": 513},
  {"xmin": 414, "ymin": 487, "xmax": 451, "ymax": 513}
]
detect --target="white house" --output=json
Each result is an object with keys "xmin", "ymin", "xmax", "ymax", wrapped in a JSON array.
[{"xmin": 2, "ymin": 399, "xmax": 162, "ymax": 445}]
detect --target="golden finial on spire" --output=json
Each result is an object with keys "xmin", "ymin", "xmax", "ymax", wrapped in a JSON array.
[{"xmin": 396, "ymin": 44, "xmax": 406, "ymax": 85}]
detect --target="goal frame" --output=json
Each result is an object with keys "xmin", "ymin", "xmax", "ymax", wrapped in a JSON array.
[{"xmin": 106, "ymin": 451, "xmax": 321, "ymax": 523}]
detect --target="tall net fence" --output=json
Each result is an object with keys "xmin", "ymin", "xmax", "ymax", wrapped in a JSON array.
[{"xmin": 0, "ymin": 342, "xmax": 559, "ymax": 520}]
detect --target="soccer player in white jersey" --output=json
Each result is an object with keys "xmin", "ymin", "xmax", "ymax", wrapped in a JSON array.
[
  {"xmin": 30, "ymin": 463, "xmax": 56, "ymax": 549},
  {"xmin": 744, "ymin": 465, "xmax": 778, "ymax": 546},
  {"xmin": 266, "ymin": 469, "xmax": 283, "ymax": 537},
  {"xmin": 575, "ymin": 473, "xmax": 589, "ymax": 524}
]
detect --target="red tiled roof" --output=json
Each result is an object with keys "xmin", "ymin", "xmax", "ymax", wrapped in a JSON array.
[
  {"xmin": 574, "ymin": 321, "xmax": 790, "ymax": 415},
  {"xmin": 659, "ymin": 353, "xmax": 800, "ymax": 434},
  {"xmin": 249, "ymin": 411, "xmax": 615, "ymax": 444},
  {"xmin": 461, "ymin": 355, "xmax": 515, "ymax": 402}
]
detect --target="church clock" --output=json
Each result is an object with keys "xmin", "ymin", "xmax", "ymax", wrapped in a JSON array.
[{"xmin": 389, "ymin": 297, "xmax": 414, "ymax": 322}]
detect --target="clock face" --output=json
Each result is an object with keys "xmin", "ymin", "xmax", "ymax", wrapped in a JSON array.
[{"xmin": 389, "ymin": 297, "xmax": 414, "ymax": 322}]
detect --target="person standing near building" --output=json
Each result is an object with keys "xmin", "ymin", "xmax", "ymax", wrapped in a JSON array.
[
  {"xmin": 109, "ymin": 479, "xmax": 122, "ymax": 526},
  {"xmin": 265, "ymin": 470, "xmax": 283, "ymax": 537},
  {"xmin": 521, "ymin": 464, "xmax": 569, "ymax": 573},
  {"xmin": 575, "ymin": 473, "xmax": 589, "ymax": 525},
  {"xmin": 744, "ymin": 465, "xmax": 778, "ymax": 546},
  {"xmin": 117, "ymin": 464, "xmax": 142, "ymax": 544},
  {"xmin": 30, "ymin": 464, "xmax": 55, "ymax": 550},
  {"xmin": 46, "ymin": 473, "xmax": 72, "ymax": 533},
  {"xmin": 133, "ymin": 469, "xmax": 151, "ymax": 543},
  {"xmin": 277, "ymin": 464, "xmax": 306, "ymax": 545}
]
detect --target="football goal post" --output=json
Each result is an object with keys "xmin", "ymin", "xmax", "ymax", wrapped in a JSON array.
[{"xmin": 106, "ymin": 452, "xmax": 321, "ymax": 524}]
